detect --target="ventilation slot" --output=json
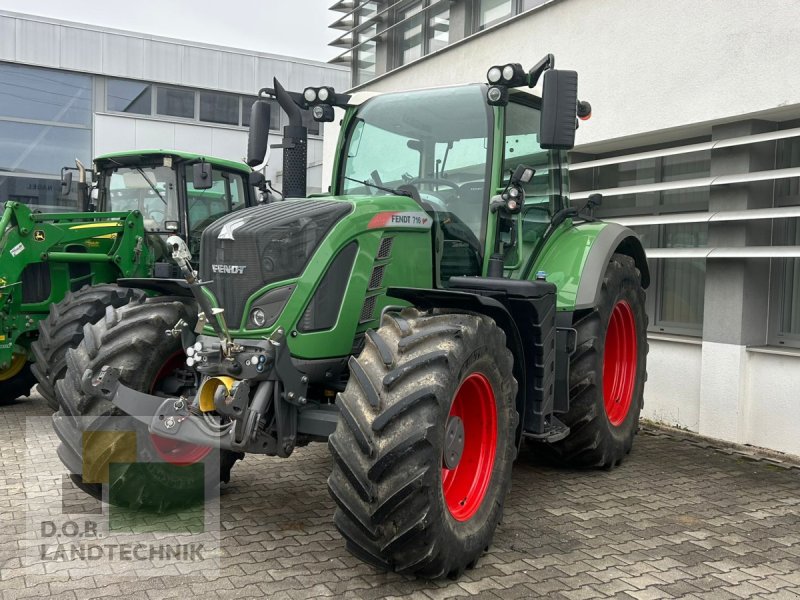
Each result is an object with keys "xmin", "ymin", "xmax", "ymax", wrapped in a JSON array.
[
  {"xmin": 377, "ymin": 236, "xmax": 394, "ymax": 259},
  {"xmin": 368, "ymin": 264, "xmax": 385, "ymax": 290},
  {"xmin": 360, "ymin": 295, "xmax": 377, "ymax": 323}
]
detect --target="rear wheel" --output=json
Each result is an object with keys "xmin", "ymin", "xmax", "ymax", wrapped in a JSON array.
[
  {"xmin": 542, "ymin": 253, "xmax": 648, "ymax": 468},
  {"xmin": 31, "ymin": 284, "xmax": 146, "ymax": 411},
  {"xmin": 328, "ymin": 309, "xmax": 517, "ymax": 578},
  {"xmin": 53, "ymin": 296, "xmax": 242, "ymax": 510},
  {"xmin": 0, "ymin": 354, "xmax": 36, "ymax": 404}
]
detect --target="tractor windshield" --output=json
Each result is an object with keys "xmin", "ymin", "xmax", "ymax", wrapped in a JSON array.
[
  {"xmin": 341, "ymin": 85, "xmax": 492, "ymax": 244},
  {"xmin": 104, "ymin": 166, "xmax": 179, "ymax": 233}
]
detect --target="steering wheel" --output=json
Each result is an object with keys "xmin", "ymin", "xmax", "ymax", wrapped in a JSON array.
[
  {"xmin": 146, "ymin": 209, "xmax": 165, "ymax": 225},
  {"xmin": 405, "ymin": 177, "xmax": 460, "ymax": 198}
]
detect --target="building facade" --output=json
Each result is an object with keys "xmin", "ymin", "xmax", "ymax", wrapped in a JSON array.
[
  {"xmin": 327, "ymin": 0, "xmax": 800, "ymax": 456},
  {"xmin": 0, "ymin": 10, "xmax": 349, "ymax": 211}
]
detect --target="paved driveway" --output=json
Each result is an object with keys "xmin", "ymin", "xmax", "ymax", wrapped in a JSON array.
[{"xmin": 1, "ymin": 392, "xmax": 799, "ymax": 599}]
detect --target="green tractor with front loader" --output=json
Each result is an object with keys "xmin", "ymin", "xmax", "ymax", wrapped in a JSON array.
[
  {"xmin": 0, "ymin": 150, "xmax": 262, "ymax": 406},
  {"xmin": 53, "ymin": 56, "xmax": 649, "ymax": 578}
]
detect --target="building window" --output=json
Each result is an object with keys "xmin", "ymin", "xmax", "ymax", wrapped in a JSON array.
[
  {"xmin": 107, "ymin": 79, "xmax": 152, "ymax": 115},
  {"xmin": 770, "ymin": 135, "xmax": 800, "ymax": 347},
  {"xmin": 477, "ymin": 0, "xmax": 514, "ymax": 29},
  {"xmin": 520, "ymin": 0, "xmax": 548, "ymax": 10},
  {"xmin": 156, "ymin": 86, "xmax": 195, "ymax": 119},
  {"xmin": 354, "ymin": 2, "xmax": 379, "ymax": 85},
  {"xmin": 776, "ymin": 218, "xmax": 800, "ymax": 341},
  {"xmin": 241, "ymin": 97, "xmax": 281, "ymax": 130},
  {"xmin": 199, "ymin": 91, "xmax": 239, "ymax": 126},
  {"xmin": 0, "ymin": 62, "xmax": 91, "ymax": 126},
  {"xmin": 428, "ymin": 2, "xmax": 451, "ymax": 53},
  {"xmin": 575, "ymin": 147, "xmax": 711, "ymax": 335},
  {"xmin": 398, "ymin": 2, "xmax": 424, "ymax": 65},
  {"xmin": 0, "ymin": 62, "xmax": 92, "ymax": 211},
  {"xmin": 394, "ymin": 0, "xmax": 451, "ymax": 68}
]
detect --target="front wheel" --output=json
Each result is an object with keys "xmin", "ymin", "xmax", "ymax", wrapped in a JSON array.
[
  {"xmin": 31, "ymin": 284, "xmax": 146, "ymax": 411},
  {"xmin": 542, "ymin": 253, "xmax": 648, "ymax": 468},
  {"xmin": 53, "ymin": 296, "xmax": 242, "ymax": 510},
  {"xmin": 328, "ymin": 309, "xmax": 518, "ymax": 578}
]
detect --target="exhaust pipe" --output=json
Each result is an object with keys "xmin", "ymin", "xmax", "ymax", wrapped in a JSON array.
[{"xmin": 273, "ymin": 78, "xmax": 307, "ymax": 199}]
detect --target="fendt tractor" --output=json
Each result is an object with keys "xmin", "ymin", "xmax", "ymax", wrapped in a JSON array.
[
  {"xmin": 0, "ymin": 150, "xmax": 263, "ymax": 406},
  {"xmin": 53, "ymin": 56, "xmax": 649, "ymax": 578}
]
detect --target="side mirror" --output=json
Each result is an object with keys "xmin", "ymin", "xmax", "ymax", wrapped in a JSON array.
[
  {"xmin": 248, "ymin": 171, "xmax": 266, "ymax": 189},
  {"xmin": 61, "ymin": 170, "xmax": 73, "ymax": 196},
  {"xmin": 539, "ymin": 69, "xmax": 578, "ymax": 150},
  {"xmin": 247, "ymin": 100, "xmax": 271, "ymax": 167},
  {"xmin": 192, "ymin": 161, "xmax": 213, "ymax": 190}
]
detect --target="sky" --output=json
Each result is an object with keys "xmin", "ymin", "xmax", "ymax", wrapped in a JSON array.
[{"xmin": 0, "ymin": 0, "xmax": 338, "ymax": 62}]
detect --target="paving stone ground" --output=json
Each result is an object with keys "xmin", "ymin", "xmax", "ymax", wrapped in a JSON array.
[{"xmin": 1, "ymin": 391, "xmax": 799, "ymax": 600}]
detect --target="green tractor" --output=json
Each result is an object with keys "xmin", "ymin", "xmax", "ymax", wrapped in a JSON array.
[
  {"xmin": 0, "ymin": 150, "xmax": 262, "ymax": 406},
  {"xmin": 53, "ymin": 57, "xmax": 649, "ymax": 578}
]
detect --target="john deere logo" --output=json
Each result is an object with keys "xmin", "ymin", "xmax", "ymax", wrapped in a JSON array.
[{"xmin": 34, "ymin": 230, "xmax": 46, "ymax": 242}]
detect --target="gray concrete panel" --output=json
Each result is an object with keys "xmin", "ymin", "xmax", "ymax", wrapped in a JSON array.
[
  {"xmin": 0, "ymin": 15, "xmax": 16, "ymax": 61},
  {"xmin": 59, "ymin": 25, "xmax": 102, "ymax": 72},
  {"xmin": 15, "ymin": 18, "xmax": 59, "ymax": 66},
  {"xmin": 703, "ymin": 121, "xmax": 776, "ymax": 346},
  {"xmin": 143, "ymin": 40, "xmax": 183, "ymax": 84},
  {"xmin": 219, "ymin": 53, "xmax": 256, "ymax": 93},
  {"xmin": 183, "ymin": 45, "xmax": 221, "ymax": 89},
  {"xmin": 101, "ymin": 33, "xmax": 145, "ymax": 79}
]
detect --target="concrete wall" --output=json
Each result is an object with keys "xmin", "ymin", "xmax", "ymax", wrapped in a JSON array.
[{"xmin": 642, "ymin": 338, "xmax": 702, "ymax": 432}]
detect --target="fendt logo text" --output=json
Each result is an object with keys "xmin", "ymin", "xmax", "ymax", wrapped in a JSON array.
[{"xmin": 211, "ymin": 264, "xmax": 247, "ymax": 274}]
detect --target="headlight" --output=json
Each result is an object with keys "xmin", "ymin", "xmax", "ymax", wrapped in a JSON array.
[
  {"xmin": 246, "ymin": 285, "xmax": 295, "ymax": 330},
  {"xmin": 250, "ymin": 307, "xmax": 266, "ymax": 328}
]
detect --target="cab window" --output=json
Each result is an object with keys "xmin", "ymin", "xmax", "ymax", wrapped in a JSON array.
[{"xmin": 185, "ymin": 165, "xmax": 246, "ymax": 253}]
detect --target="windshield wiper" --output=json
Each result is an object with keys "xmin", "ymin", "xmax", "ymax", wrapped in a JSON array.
[
  {"xmin": 136, "ymin": 167, "xmax": 167, "ymax": 205},
  {"xmin": 344, "ymin": 176, "xmax": 412, "ymax": 198}
]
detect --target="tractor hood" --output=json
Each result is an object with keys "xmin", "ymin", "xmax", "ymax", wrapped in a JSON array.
[{"xmin": 199, "ymin": 200, "xmax": 353, "ymax": 328}]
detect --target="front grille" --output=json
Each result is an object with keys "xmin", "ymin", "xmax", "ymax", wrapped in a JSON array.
[{"xmin": 200, "ymin": 200, "xmax": 352, "ymax": 328}]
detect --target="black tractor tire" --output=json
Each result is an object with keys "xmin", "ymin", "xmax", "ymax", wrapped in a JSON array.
[
  {"xmin": 0, "ymin": 361, "xmax": 37, "ymax": 404},
  {"xmin": 52, "ymin": 296, "xmax": 243, "ymax": 511},
  {"xmin": 31, "ymin": 284, "xmax": 146, "ymax": 411},
  {"xmin": 328, "ymin": 308, "xmax": 518, "ymax": 578},
  {"xmin": 541, "ymin": 253, "xmax": 648, "ymax": 468}
]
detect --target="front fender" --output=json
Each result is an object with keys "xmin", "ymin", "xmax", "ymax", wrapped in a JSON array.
[{"xmin": 533, "ymin": 221, "xmax": 650, "ymax": 311}]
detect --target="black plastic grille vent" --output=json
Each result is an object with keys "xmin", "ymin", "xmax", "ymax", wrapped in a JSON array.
[
  {"xmin": 376, "ymin": 236, "xmax": 394, "ymax": 259},
  {"xmin": 200, "ymin": 200, "xmax": 351, "ymax": 328},
  {"xmin": 299, "ymin": 242, "xmax": 358, "ymax": 332},
  {"xmin": 368, "ymin": 264, "xmax": 385, "ymax": 291},
  {"xmin": 359, "ymin": 295, "xmax": 377, "ymax": 323}
]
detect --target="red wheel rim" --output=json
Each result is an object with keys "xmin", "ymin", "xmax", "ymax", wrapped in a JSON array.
[
  {"xmin": 442, "ymin": 373, "xmax": 497, "ymax": 522},
  {"xmin": 149, "ymin": 351, "xmax": 212, "ymax": 466},
  {"xmin": 603, "ymin": 300, "xmax": 638, "ymax": 426}
]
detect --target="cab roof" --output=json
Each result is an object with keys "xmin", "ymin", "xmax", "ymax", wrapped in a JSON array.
[{"xmin": 94, "ymin": 149, "xmax": 250, "ymax": 173}]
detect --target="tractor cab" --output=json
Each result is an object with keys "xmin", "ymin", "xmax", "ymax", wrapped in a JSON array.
[
  {"xmin": 92, "ymin": 150, "xmax": 258, "ymax": 260},
  {"xmin": 334, "ymin": 82, "xmax": 570, "ymax": 283}
]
